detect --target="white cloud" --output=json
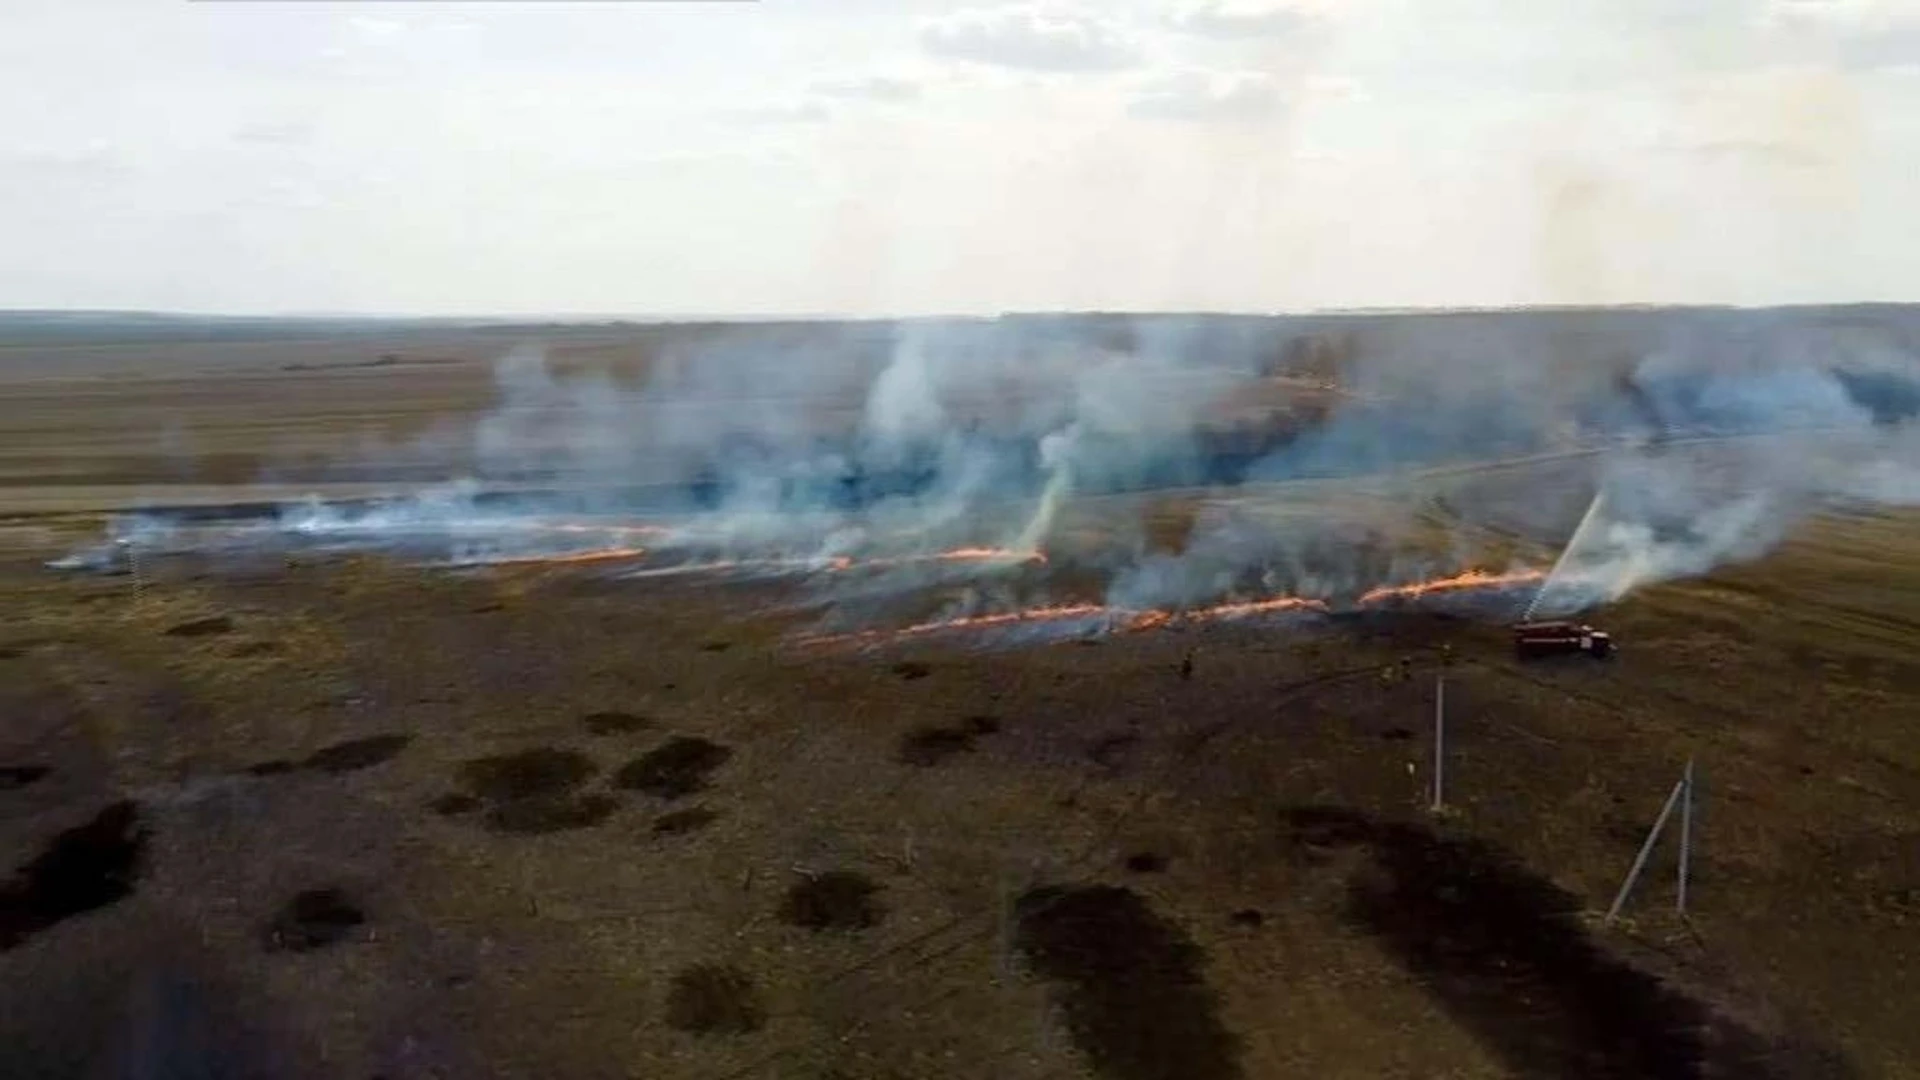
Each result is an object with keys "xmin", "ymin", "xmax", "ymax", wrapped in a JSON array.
[
  {"xmin": 2, "ymin": 0, "xmax": 1917, "ymax": 313},
  {"xmin": 1649, "ymin": 134, "xmax": 1828, "ymax": 167},
  {"xmin": 726, "ymin": 101, "xmax": 832, "ymax": 126},
  {"xmin": 256, "ymin": 177, "xmax": 329, "ymax": 210},
  {"xmin": 920, "ymin": 5, "xmax": 1140, "ymax": 73},
  {"xmin": 1638, "ymin": 65, "xmax": 1866, "ymax": 167},
  {"xmin": 1769, "ymin": 0, "xmax": 1906, "ymax": 28},
  {"xmin": 4, "ymin": 139, "xmax": 132, "ymax": 183},
  {"xmin": 1168, "ymin": 1, "xmax": 1317, "ymax": 39},
  {"xmin": 1128, "ymin": 70, "xmax": 1283, "ymax": 121},
  {"xmin": 1763, "ymin": 0, "xmax": 1920, "ymax": 66},
  {"xmin": 345, "ymin": 15, "xmax": 408, "ymax": 39},
  {"xmin": 811, "ymin": 75, "xmax": 921, "ymax": 103},
  {"xmin": 232, "ymin": 119, "xmax": 315, "ymax": 146}
]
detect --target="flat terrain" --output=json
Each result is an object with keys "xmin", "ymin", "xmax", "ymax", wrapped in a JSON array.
[
  {"xmin": 0, "ymin": 325, "xmax": 649, "ymax": 511},
  {"xmin": 0, "ymin": 321, "xmax": 1917, "ymax": 1080}
]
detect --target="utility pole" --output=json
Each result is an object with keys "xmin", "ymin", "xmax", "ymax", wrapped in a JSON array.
[
  {"xmin": 1605, "ymin": 771, "xmax": 1687, "ymax": 926},
  {"xmin": 1677, "ymin": 757, "xmax": 1695, "ymax": 915},
  {"xmin": 1430, "ymin": 674, "xmax": 1446, "ymax": 812},
  {"xmin": 122, "ymin": 539, "xmax": 144, "ymax": 608}
]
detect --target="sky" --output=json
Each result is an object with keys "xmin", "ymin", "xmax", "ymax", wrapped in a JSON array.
[{"xmin": 2, "ymin": 0, "xmax": 1917, "ymax": 316}]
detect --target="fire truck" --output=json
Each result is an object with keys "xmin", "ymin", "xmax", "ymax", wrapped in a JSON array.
[{"xmin": 1512, "ymin": 620, "xmax": 1614, "ymax": 659}]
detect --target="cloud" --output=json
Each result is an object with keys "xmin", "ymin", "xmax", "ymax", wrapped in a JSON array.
[
  {"xmin": 920, "ymin": 5, "xmax": 1140, "ymax": 73},
  {"xmin": 346, "ymin": 15, "xmax": 408, "ymax": 39},
  {"xmin": 727, "ymin": 101, "xmax": 832, "ymax": 126},
  {"xmin": 1649, "ymin": 135, "xmax": 1826, "ymax": 168},
  {"xmin": 1639, "ymin": 66, "xmax": 1864, "ymax": 174},
  {"xmin": 1763, "ymin": 0, "xmax": 1920, "ymax": 67},
  {"xmin": 811, "ymin": 75, "xmax": 921, "ymax": 103},
  {"xmin": 1128, "ymin": 70, "xmax": 1283, "ymax": 122},
  {"xmin": 232, "ymin": 119, "xmax": 316, "ymax": 146},
  {"xmin": 3, "ymin": 141, "xmax": 132, "ymax": 183},
  {"xmin": 256, "ymin": 177, "xmax": 329, "ymax": 210},
  {"xmin": 1168, "ymin": 1, "xmax": 1316, "ymax": 38}
]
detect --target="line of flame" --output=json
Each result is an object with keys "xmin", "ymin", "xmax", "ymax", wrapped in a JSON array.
[
  {"xmin": 456, "ymin": 543, "xmax": 1545, "ymax": 649},
  {"xmin": 1355, "ymin": 567, "xmax": 1546, "ymax": 604},
  {"xmin": 623, "ymin": 556, "xmax": 849, "ymax": 578},
  {"xmin": 801, "ymin": 603, "xmax": 1130, "ymax": 648},
  {"xmin": 852, "ymin": 547, "xmax": 1047, "ymax": 570},
  {"xmin": 465, "ymin": 546, "xmax": 651, "ymax": 567},
  {"xmin": 800, "ymin": 566, "xmax": 1544, "ymax": 648},
  {"xmin": 472, "ymin": 545, "xmax": 1041, "ymax": 575},
  {"xmin": 1185, "ymin": 595, "xmax": 1332, "ymax": 621}
]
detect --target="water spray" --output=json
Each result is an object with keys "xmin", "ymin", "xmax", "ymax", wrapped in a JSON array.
[{"xmin": 1522, "ymin": 487, "xmax": 1607, "ymax": 621}]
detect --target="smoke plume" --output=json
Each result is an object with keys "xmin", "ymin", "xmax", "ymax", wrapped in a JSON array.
[{"xmin": 55, "ymin": 308, "xmax": 1920, "ymax": 637}]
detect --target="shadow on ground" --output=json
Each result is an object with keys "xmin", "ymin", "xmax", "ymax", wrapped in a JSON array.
[
  {"xmin": 1279, "ymin": 806, "xmax": 1858, "ymax": 1080},
  {"xmin": 1015, "ymin": 884, "xmax": 1241, "ymax": 1080},
  {"xmin": 0, "ymin": 802, "xmax": 148, "ymax": 952}
]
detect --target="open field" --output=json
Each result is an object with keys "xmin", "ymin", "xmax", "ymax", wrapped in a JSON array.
[
  {"xmin": 1, "ymin": 318, "xmax": 1917, "ymax": 1080},
  {"xmin": 0, "ymin": 324, "xmax": 647, "ymax": 511}
]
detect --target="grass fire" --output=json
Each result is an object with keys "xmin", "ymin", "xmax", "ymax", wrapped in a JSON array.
[{"xmin": 4, "ymin": 309, "xmax": 1917, "ymax": 1080}]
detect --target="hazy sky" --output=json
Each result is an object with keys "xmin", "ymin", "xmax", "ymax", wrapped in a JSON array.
[{"xmin": 3, "ymin": 0, "xmax": 1916, "ymax": 315}]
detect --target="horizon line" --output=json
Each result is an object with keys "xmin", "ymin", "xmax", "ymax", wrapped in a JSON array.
[{"xmin": 2, "ymin": 300, "xmax": 1914, "ymax": 325}]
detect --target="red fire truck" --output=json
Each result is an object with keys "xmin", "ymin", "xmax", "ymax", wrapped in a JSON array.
[{"xmin": 1512, "ymin": 620, "xmax": 1614, "ymax": 659}]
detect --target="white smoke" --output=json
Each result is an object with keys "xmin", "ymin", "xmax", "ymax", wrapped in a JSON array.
[{"xmin": 48, "ymin": 309, "xmax": 1920, "ymax": 635}]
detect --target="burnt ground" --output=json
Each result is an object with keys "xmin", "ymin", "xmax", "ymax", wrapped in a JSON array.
[
  {"xmin": 264, "ymin": 888, "xmax": 366, "ymax": 953},
  {"xmin": 582, "ymin": 711, "xmax": 652, "ymax": 736},
  {"xmin": 897, "ymin": 715, "xmax": 1000, "ymax": 767},
  {"xmin": 614, "ymin": 737, "xmax": 732, "ymax": 799},
  {"xmin": 1016, "ymin": 884, "xmax": 1240, "ymax": 1080},
  {"xmin": 0, "ymin": 802, "xmax": 148, "ymax": 952},
  {"xmin": 0, "ymin": 510, "xmax": 1915, "ymax": 1079},
  {"xmin": 780, "ymin": 871, "xmax": 885, "ymax": 933},
  {"xmin": 666, "ymin": 964, "xmax": 766, "ymax": 1036},
  {"xmin": 1279, "ymin": 806, "xmax": 1856, "ymax": 1080},
  {"xmin": 652, "ymin": 807, "xmax": 719, "ymax": 837},
  {"xmin": 301, "ymin": 734, "xmax": 412, "ymax": 775},
  {"xmin": 454, "ymin": 747, "xmax": 617, "ymax": 835}
]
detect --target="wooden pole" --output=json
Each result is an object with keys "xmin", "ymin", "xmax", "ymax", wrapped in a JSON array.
[{"xmin": 1430, "ymin": 674, "xmax": 1446, "ymax": 811}]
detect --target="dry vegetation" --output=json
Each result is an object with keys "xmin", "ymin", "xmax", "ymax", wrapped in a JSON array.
[{"xmin": 0, "ymin": 326, "xmax": 1915, "ymax": 1080}]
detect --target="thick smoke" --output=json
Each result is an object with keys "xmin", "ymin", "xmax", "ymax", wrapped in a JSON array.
[{"xmin": 54, "ymin": 309, "xmax": 1920, "ymax": 631}]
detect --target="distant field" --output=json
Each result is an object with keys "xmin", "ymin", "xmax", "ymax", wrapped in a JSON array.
[
  {"xmin": 0, "ymin": 322, "xmax": 1331, "ymax": 514},
  {"xmin": 0, "ymin": 329, "xmax": 599, "ymax": 507}
]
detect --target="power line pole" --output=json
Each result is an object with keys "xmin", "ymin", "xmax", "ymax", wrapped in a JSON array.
[
  {"xmin": 1677, "ymin": 757, "xmax": 1695, "ymax": 915},
  {"xmin": 122, "ymin": 539, "xmax": 144, "ymax": 608},
  {"xmin": 1430, "ymin": 673, "xmax": 1446, "ymax": 812},
  {"xmin": 1605, "ymin": 769, "xmax": 1687, "ymax": 926}
]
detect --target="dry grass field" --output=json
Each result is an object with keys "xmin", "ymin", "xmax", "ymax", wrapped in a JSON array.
[
  {"xmin": 0, "ymin": 323, "xmax": 1916, "ymax": 1080},
  {"xmin": 0, "ymin": 326, "xmax": 645, "ymax": 511}
]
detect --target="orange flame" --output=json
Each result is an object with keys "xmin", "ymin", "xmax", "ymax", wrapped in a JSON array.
[
  {"xmin": 933, "ymin": 547, "xmax": 1048, "ymax": 565},
  {"xmin": 846, "ymin": 547, "xmax": 1048, "ymax": 571},
  {"xmin": 626, "ymin": 556, "xmax": 823, "ymax": 578},
  {"xmin": 798, "ymin": 594, "xmax": 1331, "ymax": 648},
  {"xmin": 475, "ymin": 542, "xmax": 1047, "ymax": 579},
  {"xmin": 1356, "ymin": 567, "xmax": 1546, "ymax": 605},
  {"xmin": 800, "ymin": 565, "xmax": 1544, "ymax": 648},
  {"xmin": 801, "ymin": 603, "xmax": 1124, "ymax": 647},
  {"xmin": 1185, "ymin": 595, "xmax": 1332, "ymax": 622},
  {"xmin": 473, "ymin": 546, "xmax": 650, "ymax": 567}
]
